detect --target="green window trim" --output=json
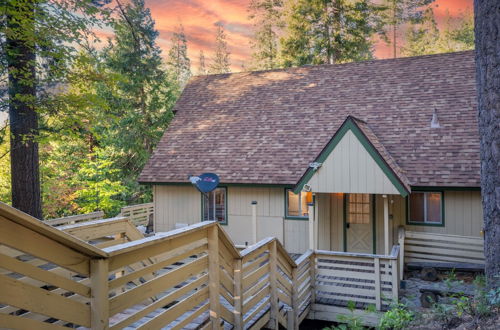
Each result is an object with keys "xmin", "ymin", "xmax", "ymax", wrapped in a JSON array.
[
  {"xmin": 200, "ymin": 186, "xmax": 228, "ymax": 225},
  {"xmin": 284, "ymin": 188, "xmax": 310, "ymax": 220},
  {"xmin": 406, "ymin": 191, "xmax": 445, "ymax": 227}
]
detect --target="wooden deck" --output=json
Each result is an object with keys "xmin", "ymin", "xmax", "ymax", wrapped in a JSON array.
[{"xmin": 1, "ymin": 202, "xmax": 402, "ymax": 329}]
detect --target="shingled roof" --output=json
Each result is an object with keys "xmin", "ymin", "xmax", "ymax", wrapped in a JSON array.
[{"xmin": 139, "ymin": 51, "xmax": 480, "ymax": 188}]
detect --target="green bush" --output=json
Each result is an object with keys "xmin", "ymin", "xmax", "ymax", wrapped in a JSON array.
[{"xmin": 378, "ymin": 303, "xmax": 414, "ymax": 329}]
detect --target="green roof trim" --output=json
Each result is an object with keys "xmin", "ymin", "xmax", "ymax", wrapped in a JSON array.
[{"xmin": 293, "ymin": 116, "xmax": 410, "ymax": 197}]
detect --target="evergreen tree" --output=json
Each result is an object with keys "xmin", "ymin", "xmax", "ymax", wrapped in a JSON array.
[
  {"xmin": 280, "ymin": 0, "xmax": 380, "ymax": 66},
  {"xmin": 210, "ymin": 23, "xmax": 231, "ymax": 74},
  {"xmin": 402, "ymin": 8, "xmax": 474, "ymax": 56},
  {"xmin": 248, "ymin": 0, "xmax": 284, "ymax": 70},
  {"xmin": 102, "ymin": 0, "xmax": 177, "ymax": 203},
  {"xmin": 381, "ymin": 0, "xmax": 436, "ymax": 58},
  {"xmin": 1, "ymin": 0, "xmax": 109, "ymax": 218},
  {"xmin": 167, "ymin": 24, "xmax": 191, "ymax": 87},
  {"xmin": 197, "ymin": 50, "xmax": 207, "ymax": 75}
]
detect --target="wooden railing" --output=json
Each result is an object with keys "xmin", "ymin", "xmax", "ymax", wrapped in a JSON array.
[
  {"xmin": 311, "ymin": 247, "xmax": 400, "ymax": 326},
  {"xmin": 119, "ymin": 202, "xmax": 154, "ymax": 227},
  {"xmin": 59, "ymin": 216, "xmax": 145, "ymax": 249},
  {"xmin": 398, "ymin": 227, "xmax": 485, "ymax": 271},
  {"xmin": 45, "ymin": 211, "xmax": 105, "ymax": 227},
  {"xmin": 1, "ymin": 201, "xmax": 401, "ymax": 329},
  {"xmin": 0, "ymin": 202, "xmax": 106, "ymax": 329}
]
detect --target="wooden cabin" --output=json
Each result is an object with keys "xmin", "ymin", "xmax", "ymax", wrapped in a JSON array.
[{"xmin": 139, "ymin": 51, "xmax": 482, "ymax": 256}]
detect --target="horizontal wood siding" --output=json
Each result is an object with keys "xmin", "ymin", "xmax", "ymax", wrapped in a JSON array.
[{"xmin": 307, "ymin": 130, "xmax": 400, "ymax": 195}]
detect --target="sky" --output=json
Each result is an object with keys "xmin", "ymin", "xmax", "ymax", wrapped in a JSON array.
[{"xmin": 141, "ymin": 0, "xmax": 473, "ymax": 72}]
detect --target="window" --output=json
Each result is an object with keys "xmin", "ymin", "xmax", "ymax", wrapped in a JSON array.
[
  {"xmin": 286, "ymin": 189, "xmax": 312, "ymax": 219},
  {"xmin": 202, "ymin": 187, "xmax": 227, "ymax": 224},
  {"xmin": 408, "ymin": 192, "xmax": 443, "ymax": 225},
  {"xmin": 347, "ymin": 194, "xmax": 371, "ymax": 224}
]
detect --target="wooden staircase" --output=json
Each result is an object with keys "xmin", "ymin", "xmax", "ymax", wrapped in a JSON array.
[{"xmin": 0, "ymin": 202, "xmax": 401, "ymax": 329}]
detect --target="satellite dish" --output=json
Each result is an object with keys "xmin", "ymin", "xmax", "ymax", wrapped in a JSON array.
[{"xmin": 189, "ymin": 173, "xmax": 220, "ymax": 194}]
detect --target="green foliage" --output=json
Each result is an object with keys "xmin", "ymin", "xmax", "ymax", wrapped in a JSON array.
[
  {"xmin": 430, "ymin": 274, "xmax": 495, "ymax": 329},
  {"xmin": 210, "ymin": 23, "xmax": 231, "ymax": 74},
  {"xmin": 0, "ymin": 127, "xmax": 11, "ymax": 204},
  {"xmin": 248, "ymin": 0, "xmax": 284, "ymax": 70},
  {"xmin": 402, "ymin": 8, "xmax": 474, "ymax": 56},
  {"xmin": 280, "ymin": 0, "xmax": 382, "ymax": 66},
  {"xmin": 378, "ymin": 303, "xmax": 414, "ymax": 329},
  {"xmin": 72, "ymin": 149, "xmax": 127, "ymax": 216},
  {"xmin": 379, "ymin": 0, "xmax": 436, "ymax": 56},
  {"xmin": 0, "ymin": 0, "xmax": 178, "ymax": 218},
  {"xmin": 167, "ymin": 24, "xmax": 192, "ymax": 87}
]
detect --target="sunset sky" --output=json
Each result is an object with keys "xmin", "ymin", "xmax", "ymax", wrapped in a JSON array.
[{"xmin": 103, "ymin": 0, "xmax": 473, "ymax": 72}]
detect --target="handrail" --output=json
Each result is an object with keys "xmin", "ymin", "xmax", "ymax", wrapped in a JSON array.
[
  {"xmin": 2, "ymin": 202, "xmax": 403, "ymax": 330},
  {"xmin": 103, "ymin": 220, "xmax": 215, "ymax": 256},
  {"xmin": 315, "ymin": 246, "xmax": 400, "ymax": 260},
  {"xmin": 45, "ymin": 211, "xmax": 105, "ymax": 226}
]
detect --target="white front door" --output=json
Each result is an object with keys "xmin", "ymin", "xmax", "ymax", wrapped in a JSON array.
[{"xmin": 345, "ymin": 194, "xmax": 373, "ymax": 253}]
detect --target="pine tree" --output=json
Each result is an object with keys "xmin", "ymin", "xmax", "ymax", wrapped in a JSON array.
[
  {"xmin": 197, "ymin": 50, "xmax": 207, "ymax": 75},
  {"xmin": 381, "ymin": 0, "xmax": 436, "ymax": 58},
  {"xmin": 280, "ymin": 0, "xmax": 380, "ymax": 66},
  {"xmin": 402, "ymin": 8, "xmax": 474, "ymax": 56},
  {"xmin": 167, "ymin": 24, "xmax": 191, "ymax": 87},
  {"xmin": 1, "ymin": 0, "xmax": 109, "ymax": 218},
  {"xmin": 102, "ymin": 0, "xmax": 177, "ymax": 196},
  {"xmin": 248, "ymin": 0, "xmax": 284, "ymax": 70},
  {"xmin": 210, "ymin": 23, "xmax": 231, "ymax": 74}
]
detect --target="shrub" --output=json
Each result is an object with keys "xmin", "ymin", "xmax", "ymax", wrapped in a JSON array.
[{"xmin": 378, "ymin": 303, "xmax": 414, "ymax": 329}]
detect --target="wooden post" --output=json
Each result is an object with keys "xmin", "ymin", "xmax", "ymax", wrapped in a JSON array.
[
  {"xmin": 233, "ymin": 258, "xmax": 243, "ymax": 330},
  {"xmin": 268, "ymin": 240, "xmax": 279, "ymax": 329},
  {"xmin": 314, "ymin": 197, "xmax": 319, "ymax": 250},
  {"xmin": 309, "ymin": 253, "xmax": 316, "ymax": 318},
  {"xmin": 285, "ymin": 306, "xmax": 294, "ymax": 330},
  {"xmin": 251, "ymin": 201, "xmax": 257, "ymax": 244},
  {"xmin": 90, "ymin": 258, "xmax": 109, "ymax": 330},
  {"xmin": 374, "ymin": 258, "xmax": 381, "ymax": 311},
  {"xmin": 383, "ymin": 195, "xmax": 389, "ymax": 255},
  {"xmin": 391, "ymin": 258, "xmax": 399, "ymax": 302},
  {"xmin": 207, "ymin": 225, "xmax": 220, "ymax": 329},
  {"xmin": 308, "ymin": 202, "xmax": 314, "ymax": 250},
  {"xmin": 398, "ymin": 226, "xmax": 405, "ymax": 280},
  {"xmin": 291, "ymin": 265, "xmax": 299, "ymax": 330}
]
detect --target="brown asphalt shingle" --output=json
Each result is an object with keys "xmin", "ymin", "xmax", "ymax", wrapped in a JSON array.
[{"xmin": 139, "ymin": 51, "xmax": 480, "ymax": 188}]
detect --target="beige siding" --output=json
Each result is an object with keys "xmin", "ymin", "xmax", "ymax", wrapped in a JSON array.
[
  {"xmin": 317, "ymin": 194, "xmax": 331, "ymax": 250},
  {"xmin": 284, "ymin": 220, "xmax": 309, "ymax": 253},
  {"xmin": 153, "ymin": 185, "xmax": 201, "ymax": 232},
  {"xmin": 153, "ymin": 186, "xmax": 483, "ymax": 255},
  {"xmin": 154, "ymin": 185, "xmax": 288, "ymax": 246},
  {"xmin": 307, "ymin": 130, "xmax": 400, "ymax": 195},
  {"xmin": 403, "ymin": 191, "xmax": 483, "ymax": 237},
  {"xmin": 329, "ymin": 193, "xmax": 344, "ymax": 251}
]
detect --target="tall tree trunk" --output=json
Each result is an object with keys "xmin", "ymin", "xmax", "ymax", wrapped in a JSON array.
[
  {"xmin": 474, "ymin": 0, "xmax": 500, "ymax": 288},
  {"xmin": 6, "ymin": 0, "xmax": 42, "ymax": 219}
]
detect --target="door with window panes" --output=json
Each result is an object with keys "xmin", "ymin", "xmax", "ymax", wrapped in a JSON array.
[{"xmin": 345, "ymin": 194, "xmax": 373, "ymax": 253}]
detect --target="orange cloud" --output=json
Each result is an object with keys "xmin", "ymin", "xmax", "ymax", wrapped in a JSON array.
[{"xmin": 144, "ymin": 0, "xmax": 472, "ymax": 71}]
